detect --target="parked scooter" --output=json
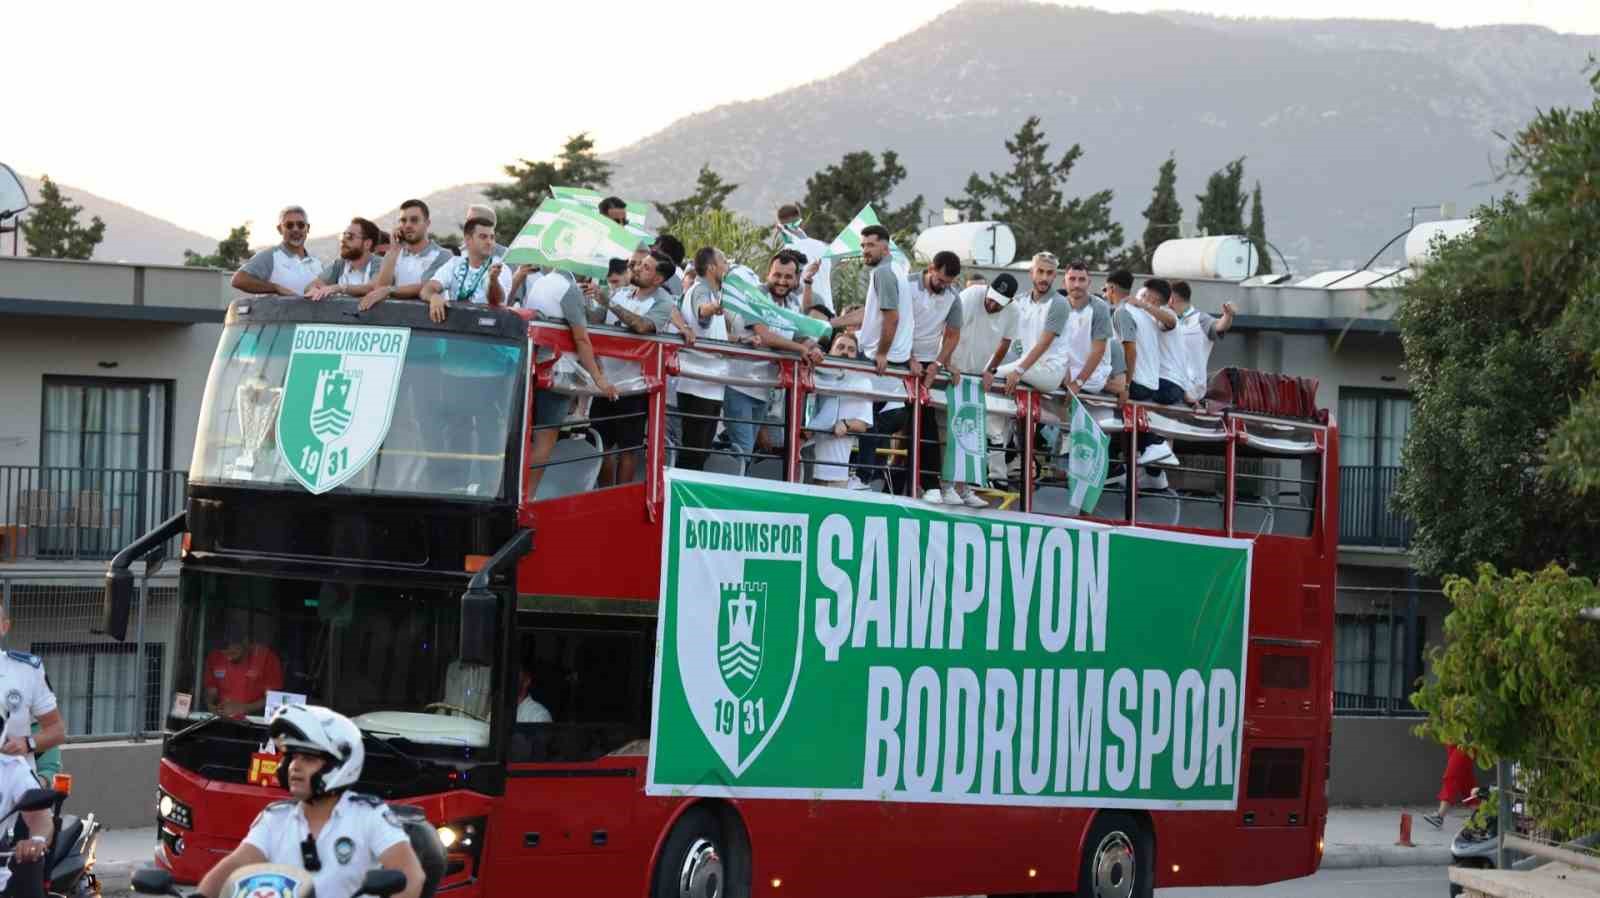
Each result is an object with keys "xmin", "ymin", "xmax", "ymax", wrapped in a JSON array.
[
  {"xmin": 1448, "ymin": 786, "xmax": 1498, "ymax": 897},
  {"xmin": 133, "ymin": 865, "xmax": 406, "ymax": 898},
  {"xmin": 40, "ymin": 776, "xmax": 101, "ymax": 898}
]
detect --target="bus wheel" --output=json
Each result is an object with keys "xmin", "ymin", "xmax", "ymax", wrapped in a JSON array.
[
  {"xmin": 654, "ymin": 806, "xmax": 733, "ymax": 898},
  {"xmin": 1077, "ymin": 812, "xmax": 1152, "ymax": 898}
]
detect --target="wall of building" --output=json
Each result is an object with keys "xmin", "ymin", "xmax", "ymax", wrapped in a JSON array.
[
  {"xmin": 59, "ymin": 740, "xmax": 161, "ymax": 830},
  {"xmin": 0, "ymin": 318, "xmax": 223, "ymax": 469},
  {"xmin": 1330, "ymin": 716, "xmax": 1457, "ymax": 806}
]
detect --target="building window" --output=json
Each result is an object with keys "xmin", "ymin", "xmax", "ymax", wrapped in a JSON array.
[
  {"xmin": 1333, "ymin": 612, "xmax": 1425, "ymax": 716},
  {"xmin": 1339, "ymin": 389, "xmax": 1415, "ymax": 547},
  {"xmin": 41, "ymin": 377, "xmax": 172, "ymax": 472},
  {"xmin": 31, "ymin": 641, "xmax": 165, "ymax": 736}
]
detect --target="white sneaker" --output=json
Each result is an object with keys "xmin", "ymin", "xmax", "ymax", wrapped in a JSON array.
[
  {"xmin": 922, "ymin": 488, "xmax": 945, "ymax": 505},
  {"xmin": 846, "ymin": 475, "xmax": 871, "ymax": 491},
  {"xmin": 957, "ymin": 485, "xmax": 988, "ymax": 508},
  {"xmin": 1137, "ymin": 471, "xmax": 1169, "ymax": 491},
  {"xmin": 1137, "ymin": 442, "xmax": 1177, "ymax": 466},
  {"xmin": 941, "ymin": 486, "xmax": 963, "ymax": 505}
]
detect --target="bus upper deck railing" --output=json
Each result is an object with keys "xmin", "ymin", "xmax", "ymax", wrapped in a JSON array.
[{"xmin": 524, "ymin": 321, "xmax": 1330, "ymax": 541}]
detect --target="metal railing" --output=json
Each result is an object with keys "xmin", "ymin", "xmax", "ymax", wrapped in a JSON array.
[
  {"xmin": 0, "ymin": 466, "xmax": 187, "ymax": 562},
  {"xmin": 0, "ymin": 569, "xmax": 176, "ymax": 741},
  {"xmin": 1339, "ymin": 464, "xmax": 1413, "ymax": 548}
]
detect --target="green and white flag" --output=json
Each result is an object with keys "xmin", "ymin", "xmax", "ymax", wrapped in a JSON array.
[
  {"xmin": 720, "ymin": 267, "xmax": 831, "ymax": 341},
  {"xmin": 824, "ymin": 204, "xmax": 910, "ymax": 277},
  {"xmin": 647, "ymin": 470, "xmax": 1252, "ymax": 809},
  {"xmin": 1066, "ymin": 394, "xmax": 1112, "ymax": 513},
  {"xmin": 504, "ymin": 196, "xmax": 654, "ymax": 278},
  {"xmin": 942, "ymin": 378, "xmax": 989, "ymax": 488},
  {"xmin": 551, "ymin": 185, "xmax": 651, "ymax": 230}
]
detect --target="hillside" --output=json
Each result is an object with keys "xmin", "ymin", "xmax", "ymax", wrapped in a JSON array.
[{"xmin": 13, "ymin": 175, "xmax": 217, "ymax": 265}]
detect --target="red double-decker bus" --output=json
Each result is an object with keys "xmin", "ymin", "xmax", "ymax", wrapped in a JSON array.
[{"xmin": 111, "ymin": 297, "xmax": 1334, "ymax": 898}]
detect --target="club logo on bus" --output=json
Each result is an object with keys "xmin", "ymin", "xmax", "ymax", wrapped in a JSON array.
[
  {"xmin": 673, "ymin": 509, "xmax": 808, "ymax": 777},
  {"xmin": 275, "ymin": 325, "xmax": 410, "ymax": 495}
]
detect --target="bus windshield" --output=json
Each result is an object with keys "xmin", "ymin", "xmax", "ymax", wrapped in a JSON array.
[
  {"xmin": 171, "ymin": 570, "xmax": 494, "ymax": 749},
  {"xmin": 190, "ymin": 322, "xmax": 524, "ymax": 500}
]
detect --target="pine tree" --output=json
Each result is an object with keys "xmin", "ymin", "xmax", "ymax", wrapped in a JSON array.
[
  {"xmin": 800, "ymin": 150, "xmax": 925, "ymax": 242},
  {"xmin": 20, "ymin": 176, "xmax": 106, "ymax": 260},
  {"xmin": 947, "ymin": 116, "xmax": 1123, "ymax": 265},
  {"xmin": 184, "ymin": 224, "xmax": 252, "ymax": 269},
  {"xmin": 1138, "ymin": 153, "xmax": 1182, "ymax": 273},
  {"xmin": 655, "ymin": 163, "xmax": 739, "ymax": 229},
  {"xmin": 1195, "ymin": 158, "xmax": 1247, "ymax": 237},
  {"xmin": 485, "ymin": 133, "xmax": 615, "ymax": 246},
  {"xmin": 1247, "ymin": 181, "xmax": 1272, "ymax": 275}
]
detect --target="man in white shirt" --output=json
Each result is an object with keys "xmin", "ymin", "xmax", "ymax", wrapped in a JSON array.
[
  {"xmin": 905, "ymin": 252, "xmax": 981, "ymax": 506},
  {"xmin": 955, "ymin": 273, "xmax": 1020, "ymax": 484},
  {"xmin": 524, "ymin": 270, "xmax": 617, "ymax": 499},
  {"xmin": 1112, "ymin": 274, "xmax": 1181, "ymax": 468},
  {"xmin": 1169, "ymin": 280, "xmax": 1234, "ymax": 403},
  {"xmin": 676, "ymin": 247, "xmax": 731, "ymax": 471},
  {"xmin": 839, "ymin": 225, "xmax": 914, "ymax": 491},
  {"xmin": 1059, "ymin": 261, "xmax": 1114, "ymax": 396},
  {"xmin": 809, "ymin": 331, "xmax": 873, "ymax": 488},
  {"xmin": 516, "ymin": 665, "xmax": 552, "ymax": 723},
  {"xmin": 306, "ymin": 218, "xmax": 383, "ymax": 301},
  {"xmin": 421, "ymin": 217, "xmax": 512, "ymax": 321},
  {"xmin": 983, "ymin": 252, "xmax": 1074, "ymax": 395},
  {"xmin": 362, "ymin": 199, "xmax": 453, "ymax": 310},
  {"xmin": 233, "ymin": 206, "xmax": 323, "ymax": 296},
  {"xmin": 590, "ymin": 248, "xmax": 679, "ymax": 486},
  {"xmin": 723, "ymin": 249, "xmax": 824, "ymax": 471}
]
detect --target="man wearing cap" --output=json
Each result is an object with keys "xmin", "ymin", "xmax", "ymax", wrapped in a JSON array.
[
  {"xmin": 955, "ymin": 272, "xmax": 1020, "ymax": 484},
  {"xmin": 232, "ymin": 206, "xmax": 323, "ymax": 296},
  {"xmin": 361, "ymin": 199, "xmax": 453, "ymax": 310}
]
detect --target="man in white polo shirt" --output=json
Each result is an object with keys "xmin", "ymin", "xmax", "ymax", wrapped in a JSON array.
[
  {"xmin": 905, "ymin": 251, "xmax": 981, "ymax": 506},
  {"xmin": 232, "ymin": 206, "xmax": 323, "ymax": 296},
  {"xmin": 305, "ymin": 218, "xmax": 383, "ymax": 301},
  {"xmin": 361, "ymin": 199, "xmax": 453, "ymax": 310},
  {"xmin": 955, "ymin": 272, "xmax": 1020, "ymax": 485},
  {"xmin": 1059, "ymin": 260, "xmax": 1113, "ymax": 396},
  {"xmin": 839, "ymin": 225, "xmax": 914, "ymax": 491},
  {"xmin": 421, "ymin": 217, "xmax": 512, "ymax": 321},
  {"xmin": 1114, "ymin": 276, "xmax": 1181, "ymax": 469},
  {"xmin": 1169, "ymin": 280, "xmax": 1234, "ymax": 403},
  {"xmin": 983, "ymin": 251, "xmax": 1073, "ymax": 395}
]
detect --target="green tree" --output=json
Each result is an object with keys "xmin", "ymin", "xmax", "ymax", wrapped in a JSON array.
[
  {"xmin": 947, "ymin": 116, "xmax": 1123, "ymax": 265},
  {"xmin": 663, "ymin": 208, "xmax": 777, "ymax": 273},
  {"xmin": 655, "ymin": 163, "xmax": 739, "ymax": 229},
  {"xmin": 484, "ymin": 133, "xmax": 615, "ymax": 246},
  {"xmin": 1247, "ymin": 181, "xmax": 1272, "ymax": 275},
  {"xmin": 1136, "ymin": 153, "xmax": 1182, "ymax": 273},
  {"xmin": 1194, "ymin": 158, "xmax": 1246, "ymax": 237},
  {"xmin": 20, "ymin": 176, "xmax": 106, "ymax": 260},
  {"xmin": 799, "ymin": 150, "xmax": 924, "ymax": 244},
  {"xmin": 1405, "ymin": 69, "xmax": 1600, "ymax": 844},
  {"xmin": 184, "ymin": 224, "xmax": 252, "ymax": 269}
]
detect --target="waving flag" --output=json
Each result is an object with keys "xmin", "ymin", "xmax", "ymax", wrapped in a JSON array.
[
  {"xmin": 504, "ymin": 196, "xmax": 654, "ymax": 278},
  {"xmin": 720, "ymin": 267, "xmax": 831, "ymax": 341},
  {"xmin": 942, "ymin": 378, "xmax": 989, "ymax": 488},
  {"xmin": 551, "ymin": 186, "xmax": 651, "ymax": 229},
  {"xmin": 824, "ymin": 204, "xmax": 910, "ymax": 277},
  {"xmin": 1066, "ymin": 394, "xmax": 1111, "ymax": 512},
  {"xmin": 779, "ymin": 231, "xmax": 835, "ymax": 312}
]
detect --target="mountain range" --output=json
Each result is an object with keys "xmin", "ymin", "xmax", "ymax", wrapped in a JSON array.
[{"xmin": 12, "ymin": 1, "xmax": 1596, "ymax": 271}]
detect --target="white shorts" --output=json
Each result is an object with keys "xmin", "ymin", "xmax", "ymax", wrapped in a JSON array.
[{"xmin": 994, "ymin": 358, "xmax": 1070, "ymax": 393}]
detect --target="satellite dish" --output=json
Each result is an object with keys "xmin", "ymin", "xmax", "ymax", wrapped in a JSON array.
[{"xmin": 0, "ymin": 163, "xmax": 28, "ymax": 221}]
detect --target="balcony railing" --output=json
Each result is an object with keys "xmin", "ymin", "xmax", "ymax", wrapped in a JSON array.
[
  {"xmin": 0, "ymin": 466, "xmax": 188, "ymax": 562},
  {"xmin": 1339, "ymin": 464, "xmax": 1413, "ymax": 548}
]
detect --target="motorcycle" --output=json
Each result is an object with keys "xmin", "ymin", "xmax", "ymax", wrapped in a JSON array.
[
  {"xmin": 41, "ymin": 783, "xmax": 101, "ymax": 898},
  {"xmin": 1448, "ymin": 786, "xmax": 1499, "ymax": 897},
  {"xmin": 133, "ymin": 865, "xmax": 405, "ymax": 898}
]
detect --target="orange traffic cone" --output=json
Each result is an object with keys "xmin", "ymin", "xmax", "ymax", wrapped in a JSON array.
[{"xmin": 1395, "ymin": 812, "xmax": 1416, "ymax": 847}]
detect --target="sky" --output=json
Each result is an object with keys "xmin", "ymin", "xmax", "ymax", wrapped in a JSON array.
[{"xmin": 9, "ymin": 1, "xmax": 1597, "ymax": 240}]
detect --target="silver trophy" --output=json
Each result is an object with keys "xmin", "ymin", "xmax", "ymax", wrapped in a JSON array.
[{"xmin": 233, "ymin": 376, "xmax": 283, "ymax": 478}]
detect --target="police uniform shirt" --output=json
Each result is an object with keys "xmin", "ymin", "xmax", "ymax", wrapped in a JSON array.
[
  {"xmin": 243, "ymin": 792, "xmax": 408, "ymax": 898},
  {"xmin": 0, "ymin": 651, "xmax": 55, "ymax": 772},
  {"xmin": 0, "ymin": 755, "xmax": 38, "ymax": 891}
]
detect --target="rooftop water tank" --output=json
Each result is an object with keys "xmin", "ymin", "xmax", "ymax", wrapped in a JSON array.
[
  {"xmin": 913, "ymin": 222, "xmax": 1017, "ymax": 267},
  {"xmin": 1151, "ymin": 235, "xmax": 1256, "ymax": 281},
  {"xmin": 1404, "ymin": 218, "xmax": 1477, "ymax": 268}
]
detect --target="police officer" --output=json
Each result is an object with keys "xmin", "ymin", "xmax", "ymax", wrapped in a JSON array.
[
  {"xmin": 196, "ymin": 706, "xmax": 424, "ymax": 898},
  {"xmin": 0, "ymin": 608, "xmax": 65, "ymax": 780},
  {"xmin": 0, "ymin": 753, "xmax": 52, "ymax": 898}
]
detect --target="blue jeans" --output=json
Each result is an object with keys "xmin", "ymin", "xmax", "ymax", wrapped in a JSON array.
[{"xmin": 722, "ymin": 390, "xmax": 769, "ymax": 471}]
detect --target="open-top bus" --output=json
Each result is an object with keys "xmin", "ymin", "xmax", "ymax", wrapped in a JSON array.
[{"xmin": 108, "ymin": 296, "xmax": 1335, "ymax": 898}]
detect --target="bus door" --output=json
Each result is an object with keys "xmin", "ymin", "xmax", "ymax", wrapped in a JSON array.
[{"xmin": 1240, "ymin": 634, "xmax": 1319, "ymax": 830}]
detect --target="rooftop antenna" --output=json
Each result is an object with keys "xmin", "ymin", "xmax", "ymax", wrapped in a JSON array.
[{"xmin": 0, "ymin": 163, "xmax": 29, "ymax": 256}]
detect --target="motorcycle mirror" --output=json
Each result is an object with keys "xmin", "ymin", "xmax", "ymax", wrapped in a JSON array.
[
  {"xmin": 357, "ymin": 868, "xmax": 407, "ymax": 897},
  {"xmin": 131, "ymin": 867, "xmax": 178, "ymax": 896},
  {"xmin": 15, "ymin": 789, "xmax": 58, "ymax": 813}
]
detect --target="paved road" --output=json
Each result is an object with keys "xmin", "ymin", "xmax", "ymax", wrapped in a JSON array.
[{"xmin": 1163, "ymin": 865, "xmax": 1449, "ymax": 897}]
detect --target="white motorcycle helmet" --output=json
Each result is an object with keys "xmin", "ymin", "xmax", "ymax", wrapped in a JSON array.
[{"xmin": 268, "ymin": 704, "xmax": 364, "ymax": 797}]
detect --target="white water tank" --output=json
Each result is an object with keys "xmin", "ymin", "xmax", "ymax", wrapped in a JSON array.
[
  {"xmin": 1404, "ymin": 218, "xmax": 1477, "ymax": 268},
  {"xmin": 1151, "ymin": 235, "xmax": 1256, "ymax": 281},
  {"xmin": 913, "ymin": 222, "xmax": 1017, "ymax": 267}
]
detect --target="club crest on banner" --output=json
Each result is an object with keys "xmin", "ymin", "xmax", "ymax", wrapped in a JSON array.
[{"xmin": 274, "ymin": 325, "xmax": 410, "ymax": 495}]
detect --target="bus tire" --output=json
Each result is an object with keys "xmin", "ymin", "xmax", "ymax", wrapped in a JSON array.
[
  {"xmin": 1076, "ymin": 811, "xmax": 1153, "ymax": 898},
  {"xmin": 653, "ymin": 806, "xmax": 735, "ymax": 898}
]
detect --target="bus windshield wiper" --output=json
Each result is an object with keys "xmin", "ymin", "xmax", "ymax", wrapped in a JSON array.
[
  {"xmin": 358, "ymin": 729, "xmax": 426, "ymax": 775},
  {"xmin": 166, "ymin": 713, "xmax": 240, "ymax": 747}
]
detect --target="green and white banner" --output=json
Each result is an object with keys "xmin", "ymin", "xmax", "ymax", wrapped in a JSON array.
[
  {"xmin": 550, "ymin": 186, "xmax": 651, "ymax": 230},
  {"xmin": 721, "ymin": 267, "xmax": 832, "ymax": 341},
  {"xmin": 505, "ymin": 195, "xmax": 654, "ymax": 277},
  {"xmin": 648, "ymin": 471, "xmax": 1252, "ymax": 809},
  {"xmin": 275, "ymin": 325, "xmax": 410, "ymax": 495},
  {"xmin": 824, "ymin": 204, "xmax": 910, "ymax": 276},
  {"xmin": 942, "ymin": 378, "xmax": 989, "ymax": 488},
  {"xmin": 1066, "ymin": 395, "xmax": 1112, "ymax": 513}
]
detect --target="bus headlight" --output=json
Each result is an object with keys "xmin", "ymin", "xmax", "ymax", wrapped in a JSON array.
[
  {"xmin": 436, "ymin": 826, "xmax": 459, "ymax": 849},
  {"xmin": 156, "ymin": 789, "xmax": 193, "ymax": 830}
]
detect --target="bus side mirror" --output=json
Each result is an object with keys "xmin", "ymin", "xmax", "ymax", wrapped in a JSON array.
[
  {"xmin": 459, "ymin": 586, "xmax": 496, "ymax": 667},
  {"xmin": 100, "ymin": 569, "xmax": 133, "ymax": 642}
]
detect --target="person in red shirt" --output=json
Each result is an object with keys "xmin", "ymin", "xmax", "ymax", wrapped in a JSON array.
[
  {"xmin": 1424, "ymin": 742, "xmax": 1478, "ymax": 829},
  {"xmin": 202, "ymin": 621, "xmax": 284, "ymax": 719}
]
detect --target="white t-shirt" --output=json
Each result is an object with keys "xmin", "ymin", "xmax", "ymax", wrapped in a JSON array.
[
  {"xmin": 239, "ymin": 245, "xmax": 324, "ymax": 295},
  {"xmin": 677, "ymin": 284, "xmax": 729, "ymax": 403},
  {"xmin": 428, "ymin": 255, "xmax": 512, "ymax": 304},
  {"xmin": 389, "ymin": 241, "xmax": 453, "ymax": 287},
  {"xmin": 857, "ymin": 262, "xmax": 913, "ymax": 364},
  {"xmin": 809, "ymin": 374, "xmax": 873, "ymax": 482},
  {"xmin": 1177, "ymin": 306, "xmax": 1224, "ymax": 400},
  {"xmin": 952, "ymin": 285, "xmax": 1018, "ymax": 374},
  {"xmin": 1062, "ymin": 297, "xmax": 1114, "ymax": 388},
  {"xmin": 724, "ymin": 285, "xmax": 800, "ymax": 401},
  {"xmin": 905, "ymin": 275, "xmax": 964, "ymax": 363},
  {"xmin": 1116, "ymin": 303, "xmax": 1164, "ymax": 391},
  {"xmin": 242, "ymin": 792, "xmax": 409, "ymax": 898},
  {"xmin": 517, "ymin": 695, "xmax": 552, "ymax": 723},
  {"xmin": 1156, "ymin": 306, "xmax": 1185, "ymax": 387},
  {"xmin": 0, "ymin": 650, "xmax": 56, "ymax": 772},
  {"xmin": 1013, "ymin": 290, "xmax": 1073, "ymax": 370}
]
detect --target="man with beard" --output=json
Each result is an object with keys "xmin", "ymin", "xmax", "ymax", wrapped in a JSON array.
[
  {"xmin": 1059, "ymin": 260, "xmax": 1113, "ymax": 396},
  {"xmin": 904, "ymin": 251, "xmax": 981, "ymax": 507},
  {"xmin": 305, "ymin": 218, "xmax": 383, "ymax": 301},
  {"xmin": 722, "ymin": 249, "xmax": 824, "ymax": 470},
  {"xmin": 232, "ymin": 206, "xmax": 323, "ymax": 296},
  {"xmin": 361, "ymin": 199, "xmax": 453, "ymax": 310},
  {"xmin": 589, "ymin": 248, "xmax": 680, "ymax": 486}
]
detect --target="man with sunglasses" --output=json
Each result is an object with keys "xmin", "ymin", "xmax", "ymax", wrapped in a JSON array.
[
  {"xmin": 196, "ymin": 705, "xmax": 424, "ymax": 898},
  {"xmin": 305, "ymin": 218, "xmax": 383, "ymax": 301},
  {"xmin": 232, "ymin": 206, "xmax": 324, "ymax": 296}
]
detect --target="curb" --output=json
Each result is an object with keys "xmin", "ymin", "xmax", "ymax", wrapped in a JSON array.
[{"xmin": 1322, "ymin": 843, "xmax": 1455, "ymax": 869}]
